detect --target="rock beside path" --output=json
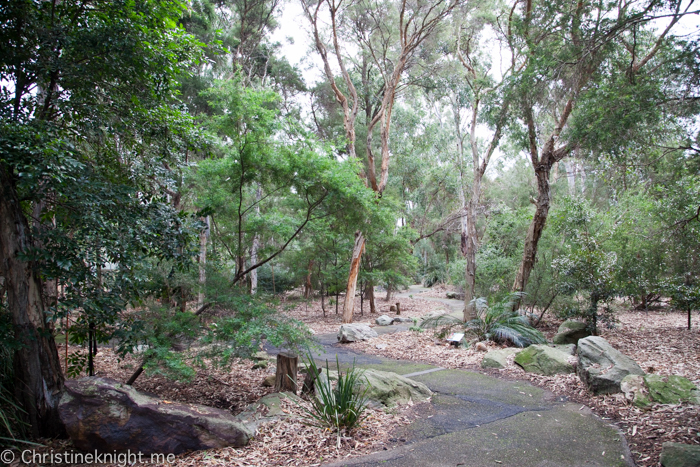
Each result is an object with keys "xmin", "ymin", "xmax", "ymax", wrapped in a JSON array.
[
  {"xmin": 376, "ymin": 315, "xmax": 413, "ymax": 326},
  {"xmin": 622, "ymin": 374, "xmax": 700, "ymax": 407},
  {"xmin": 338, "ymin": 324, "xmax": 378, "ymax": 342},
  {"xmin": 356, "ymin": 369, "xmax": 432, "ymax": 408},
  {"xmin": 577, "ymin": 336, "xmax": 645, "ymax": 394},
  {"xmin": 553, "ymin": 320, "xmax": 591, "ymax": 345},
  {"xmin": 660, "ymin": 442, "xmax": 700, "ymax": 467},
  {"xmin": 481, "ymin": 348, "xmax": 519, "ymax": 369},
  {"xmin": 376, "ymin": 315, "xmax": 395, "ymax": 326},
  {"xmin": 514, "ymin": 345, "xmax": 574, "ymax": 375},
  {"xmin": 59, "ymin": 377, "xmax": 252, "ymax": 455}
]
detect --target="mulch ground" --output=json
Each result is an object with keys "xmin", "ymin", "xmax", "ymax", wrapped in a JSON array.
[{"xmin": 43, "ymin": 290, "xmax": 699, "ymax": 467}]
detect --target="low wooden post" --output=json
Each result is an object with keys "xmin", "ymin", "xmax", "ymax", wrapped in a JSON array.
[
  {"xmin": 396, "ymin": 302, "xmax": 401, "ymax": 315},
  {"xmin": 274, "ymin": 352, "xmax": 299, "ymax": 393}
]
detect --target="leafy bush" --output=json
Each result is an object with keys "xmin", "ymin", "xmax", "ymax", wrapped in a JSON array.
[
  {"xmin": 300, "ymin": 354, "xmax": 369, "ymax": 435},
  {"xmin": 421, "ymin": 294, "xmax": 546, "ymax": 347}
]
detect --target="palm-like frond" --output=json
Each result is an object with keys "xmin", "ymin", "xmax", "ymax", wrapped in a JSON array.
[{"xmin": 466, "ymin": 294, "xmax": 546, "ymax": 347}]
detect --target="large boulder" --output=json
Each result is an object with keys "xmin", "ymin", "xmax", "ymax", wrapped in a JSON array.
[
  {"xmin": 354, "ymin": 369, "xmax": 432, "ymax": 408},
  {"xmin": 645, "ymin": 374, "xmax": 700, "ymax": 405},
  {"xmin": 337, "ymin": 324, "xmax": 378, "ymax": 343},
  {"xmin": 622, "ymin": 374, "xmax": 700, "ymax": 407},
  {"xmin": 514, "ymin": 345, "xmax": 574, "ymax": 375},
  {"xmin": 59, "ymin": 377, "xmax": 252, "ymax": 455},
  {"xmin": 577, "ymin": 336, "xmax": 645, "ymax": 394},
  {"xmin": 481, "ymin": 348, "xmax": 519, "ymax": 369},
  {"xmin": 375, "ymin": 315, "xmax": 395, "ymax": 326},
  {"xmin": 660, "ymin": 442, "xmax": 700, "ymax": 467},
  {"xmin": 552, "ymin": 320, "xmax": 591, "ymax": 345}
]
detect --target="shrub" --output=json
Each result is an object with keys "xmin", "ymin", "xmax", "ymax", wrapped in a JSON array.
[
  {"xmin": 421, "ymin": 294, "xmax": 546, "ymax": 347},
  {"xmin": 299, "ymin": 354, "xmax": 369, "ymax": 436}
]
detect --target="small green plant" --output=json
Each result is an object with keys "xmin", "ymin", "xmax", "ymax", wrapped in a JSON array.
[
  {"xmin": 420, "ymin": 293, "xmax": 546, "ymax": 347},
  {"xmin": 299, "ymin": 353, "xmax": 370, "ymax": 439},
  {"xmin": 409, "ymin": 317, "xmax": 423, "ymax": 333}
]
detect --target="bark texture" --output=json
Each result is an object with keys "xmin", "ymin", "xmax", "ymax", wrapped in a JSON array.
[
  {"xmin": 274, "ymin": 352, "xmax": 298, "ymax": 393},
  {"xmin": 342, "ymin": 232, "xmax": 365, "ymax": 323},
  {"xmin": 0, "ymin": 163, "xmax": 65, "ymax": 437}
]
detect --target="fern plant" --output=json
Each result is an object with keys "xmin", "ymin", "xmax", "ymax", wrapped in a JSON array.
[{"xmin": 421, "ymin": 294, "xmax": 546, "ymax": 348}]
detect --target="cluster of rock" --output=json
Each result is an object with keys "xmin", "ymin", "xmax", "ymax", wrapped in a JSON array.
[
  {"xmin": 60, "ymin": 357, "xmax": 432, "ymax": 456},
  {"xmin": 478, "ymin": 319, "xmax": 700, "ymax": 466},
  {"xmin": 481, "ymin": 320, "xmax": 700, "ymax": 403}
]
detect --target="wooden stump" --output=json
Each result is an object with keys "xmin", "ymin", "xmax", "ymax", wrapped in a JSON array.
[{"xmin": 274, "ymin": 352, "xmax": 298, "ymax": 393}]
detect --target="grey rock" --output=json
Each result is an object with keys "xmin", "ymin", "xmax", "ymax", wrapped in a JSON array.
[
  {"xmin": 59, "ymin": 377, "xmax": 252, "ymax": 455},
  {"xmin": 393, "ymin": 317, "xmax": 413, "ymax": 323},
  {"xmin": 577, "ymin": 336, "xmax": 645, "ymax": 394},
  {"xmin": 551, "ymin": 343, "xmax": 577, "ymax": 355},
  {"xmin": 375, "ymin": 315, "xmax": 395, "ymax": 326},
  {"xmin": 552, "ymin": 320, "xmax": 591, "ymax": 345},
  {"xmin": 446, "ymin": 291, "xmax": 465, "ymax": 300},
  {"xmin": 514, "ymin": 344, "xmax": 575, "ymax": 375},
  {"xmin": 481, "ymin": 348, "xmax": 519, "ymax": 369},
  {"xmin": 337, "ymin": 324, "xmax": 378, "ymax": 343},
  {"xmin": 660, "ymin": 442, "xmax": 700, "ymax": 467},
  {"xmin": 355, "ymin": 369, "xmax": 432, "ymax": 408}
]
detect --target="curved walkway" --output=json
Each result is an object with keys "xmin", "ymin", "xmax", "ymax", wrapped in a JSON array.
[{"xmin": 277, "ymin": 287, "xmax": 634, "ymax": 467}]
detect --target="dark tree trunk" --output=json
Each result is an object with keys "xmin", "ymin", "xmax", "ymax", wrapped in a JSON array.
[
  {"xmin": 365, "ymin": 282, "xmax": 376, "ymax": 314},
  {"xmin": 512, "ymin": 162, "xmax": 552, "ymax": 299},
  {"xmin": 0, "ymin": 163, "xmax": 65, "ymax": 438}
]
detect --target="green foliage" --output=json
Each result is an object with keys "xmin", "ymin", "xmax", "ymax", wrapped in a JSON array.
[
  {"xmin": 421, "ymin": 294, "xmax": 546, "ymax": 347},
  {"xmin": 113, "ymin": 267, "xmax": 312, "ymax": 381},
  {"xmin": 300, "ymin": 354, "xmax": 369, "ymax": 433},
  {"xmin": 551, "ymin": 198, "xmax": 618, "ymax": 334}
]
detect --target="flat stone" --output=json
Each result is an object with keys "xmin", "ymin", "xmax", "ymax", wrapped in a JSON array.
[
  {"xmin": 481, "ymin": 348, "xmax": 519, "ymax": 369},
  {"xmin": 660, "ymin": 442, "xmax": 700, "ymax": 467},
  {"xmin": 338, "ymin": 324, "xmax": 378, "ymax": 343},
  {"xmin": 59, "ymin": 377, "xmax": 252, "ymax": 455},
  {"xmin": 577, "ymin": 336, "xmax": 645, "ymax": 394},
  {"xmin": 514, "ymin": 344, "xmax": 574, "ymax": 375},
  {"xmin": 553, "ymin": 320, "xmax": 591, "ymax": 345}
]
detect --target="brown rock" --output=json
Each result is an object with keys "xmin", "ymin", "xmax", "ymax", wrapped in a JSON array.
[
  {"xmin": 263, "ymin": 375, "xmax": 276, "ymax": 387},
  {"xmin": 59, "ymin": 377, "xmax": 252, "ymax": 455}
]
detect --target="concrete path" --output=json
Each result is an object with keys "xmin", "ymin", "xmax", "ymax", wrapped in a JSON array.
[{"xmin": 275, "ymin": 286, "xmax": 634, "ymax": 467}]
